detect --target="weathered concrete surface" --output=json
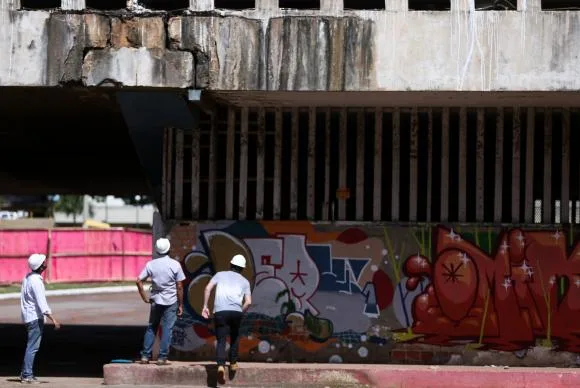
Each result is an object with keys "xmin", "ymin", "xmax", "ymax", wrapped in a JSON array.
[
  {"xmin": 103, "ymin": 362, "xmax": 580, "ymax": 387},
  {"xmin": 2, "ymin": 8, "xmax": 580, "ymax": 92}
]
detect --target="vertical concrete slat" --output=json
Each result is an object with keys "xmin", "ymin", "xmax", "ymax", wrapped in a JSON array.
[
  {"xmin": 323, "ymin": 108, "xmax": 331, "ymax": 221},
  {"xmin": 207, "ymin": 115, "xmax": 217, "ymax": 219},
  {"xmin": 458, "ymin": 107, "xmax": 467, "ymax": 222},
  {"xmin": 518, "ymin": 0, "xmax": 541, "ymax": 11},
  {"xmin": 339, "ymin": 109, "xmax": 348, "ymax": 221},
  {"xmin": 256, "ymin": 108, "xmax": 266, "ymax": 220},
  {"xmin": 61, "ymin": 0, "xmax": 85, "ymax": 11},
  {"xmin": 273, "ymin": 108, "xmax": 283, "ymax": 220},
  {"xmin": 256, "ymin": 0, "xmax": 278, "ymax": 10},
  {"xmin": 512, "ymin": 107, "xmax": 521, "ymax": 223},
  {"xmin": 426, "ymin": 109, "xmax": 433, "ymax": 222},
  {"xmin": 476, "ymin": 108, "xmax": 485, "ymax": 222},
  {"xmin": 191, "ymin": 126, "xmax": 200, "ymax": 220},
  {"xmin": 543, "ymin": 109, "xmax": 553, "ymax": 223},
  {"xmin": 321, "ymin": 0, "xmax": 343, "ymax": 12},
  {"xmin": 494, "ymin": 108, "xmax": 504, "ymax": 223},
  {"xmin": 239, "ymin": 107, "xmax": 249, "ymax": 220},
  {"xmin": 290, "ymin": 108, "xmax": 299, "ymax": 220},
  {"xmin": 174, "ymin": 129, "xmax": 184, "ymax": 220},
  {"xmin": 562, "ymin": 108, "xmax": 571, "ymax": 224},
  {"xmin": 525, "ymin": 108, "xmax": 535, "ymax": 223},
  {"xmin": 356, "ymin": 110, "xmax": 365, "ymax": 221},
  {"xmin": 441, "ymin": 108, "xmax": 450, "ymax": 222},
  {"xmin": 307, "ymin": 108, "xmax": 316, "ymax": 220},
  {"xmin": 392, "ymin": 108, "xmax": 401, "ymax": 222},
  {"xmin": 373, "ymin": 108, "xmax": 383, "ymax": 221},
  {"xmin": 162, "ymin": 128, "xmax": 169, "ymax": 217},
  {"xmin": 166, "ymin": 127, "xmax": 174, "ymax": 219},
  {"xmin": 409, "ymin": 108, "xmax": 419, "ymax": 222},
  {"xmin": 190, "ymin": 0, "xmax": 214, "ymax": 11},
  {"xmin": 225, "ymin": 108, "xmax": 236, "ymax": 219}
]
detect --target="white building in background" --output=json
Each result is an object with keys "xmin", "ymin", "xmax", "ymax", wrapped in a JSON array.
[{"xmin": 53, "ymin": 196, "xmax": 156, "ymax": 228}]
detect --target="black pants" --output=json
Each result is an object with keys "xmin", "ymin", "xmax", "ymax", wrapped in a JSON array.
[{"xmin": 214, "ymin": 310, "xmax": 243, "ymax": 366}]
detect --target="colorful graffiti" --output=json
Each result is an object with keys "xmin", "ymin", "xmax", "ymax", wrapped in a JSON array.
[
  {"xmin": 402, "ymin": 226, "xmax": 580, "ymax": 353},
  {"xmin": 169, "ymin": 222, "xmax": 580, "ymax": 364}
]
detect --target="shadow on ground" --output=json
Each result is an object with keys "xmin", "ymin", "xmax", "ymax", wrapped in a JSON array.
[{"xmin": 0, "ymin": 324, "xmax": 144, "ymax": 378}]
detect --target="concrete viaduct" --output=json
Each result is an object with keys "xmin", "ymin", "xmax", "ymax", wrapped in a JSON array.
[{"xmin": 2, "ymin": 0, "xmax": 580, "ymax": 365}]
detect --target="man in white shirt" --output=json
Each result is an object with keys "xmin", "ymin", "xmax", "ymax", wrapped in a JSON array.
[
  {"xmin": 20, "ymin": 253, "xmax": 61, "ymax": 384},
  {"xmin": 136, "ymin": 238, "xmax": 186, "ymax": 366},
  {"xmin": 202, "ymin": 254, "xmax": 252, "ymax": 384}
]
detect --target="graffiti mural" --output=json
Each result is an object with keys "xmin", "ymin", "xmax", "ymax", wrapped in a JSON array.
[{"xmin": 168, "ymin": 222, "xmax": 580, "ymax": 365}]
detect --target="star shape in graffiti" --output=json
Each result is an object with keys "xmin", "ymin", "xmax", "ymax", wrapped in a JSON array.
[
  {"xmin": 575, "ymin": 278, "xmax": 580, "ymax": 288},
  {"xmin": 459, "ymin": 252, "xmax": 470, "ymax": 265},
  {"xmin": 446, "ymin": 229, "xmax": 461, "ymax": 242},
  {"xmin": 442, "ymin": 262, "xmax": 464, "ymax": 284},
  {"xmin": 515, "ymin": 232, "xmax": 525, "ymax": 247},
  {"xmin": 500, "ymin": 240, "xmax": 510, "ymax": 254},
  {"xmin": 290, "ymin": 260, "xmax": 308, "ymax": 285},
  {"xmin": 553, "ymin": 231, "xmax": 563, "ymax": 241},
  {"xmin": 549, "ymin": 276, "xmax": 556, "ymax": 287},
  {"xmin": 502, "ymin": 277, "xmax": 513, "ymax": 292}
]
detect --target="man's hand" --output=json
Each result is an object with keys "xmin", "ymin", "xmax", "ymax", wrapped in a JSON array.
[
  {"xmin": 142, "ymin": 297, "xmax": 151, "ymax": 304},
  {"xmin": 177, "ymin": 305, "xmax": 183, "ymax": 317},
  {"xmin": 53, "ymin": 320, "xmax": 61, "ymax": 330},
  {"xmin": 202, "ymin": 306, "xmax": 210, "ymax": 319}
]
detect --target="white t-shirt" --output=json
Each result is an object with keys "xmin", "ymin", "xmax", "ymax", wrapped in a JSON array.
[
  {"xmin": 209, "ymin": 271, "xmax": 251, "ymax": 313},
  {"xmin": 139, "ymin": 256, "xmax": 186, "ymax": 306},
  {"xmin": 21, "ymin": 272, "xmax": 51, "ymax": 324}
]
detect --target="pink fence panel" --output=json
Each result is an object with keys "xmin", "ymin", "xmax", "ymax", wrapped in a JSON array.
[
  {"xmin": 0, "ymin": 230, "xmax": 49, "ymax": 284},
  {"xmin": 0, "ymin": 228, "xmax": 152, "ymax": 284}
]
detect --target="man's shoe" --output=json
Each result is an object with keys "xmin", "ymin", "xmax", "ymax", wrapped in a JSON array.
[
  {"xmin": 229, "ymin": 362, "xmax": 238, "ymax": 371},
  {"xmin": 217, "ymin": 365, "xmax": 226, "ymax": 384},
  {"xmin": 20, "ymin": 377, "xmax": 40, "ymax": 384},
  {"xmin": 156, "ymin": 359, "xmax": 169, "ymax": 366},
  {"xmin": 139, "ymin": 357, "xmax": 149, "ymax": 364}
]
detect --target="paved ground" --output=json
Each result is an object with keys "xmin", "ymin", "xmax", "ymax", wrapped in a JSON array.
[
  {"xmin": 0, "ymin": 292, "xmax": 148, "ymax": 379},
  {"xmin": 0, "ymin": 292, "xmax": 148, "ymax": 325},
  {"xmin": 0, "ymin": 377, "xmax": 211, "ymax": 388}
]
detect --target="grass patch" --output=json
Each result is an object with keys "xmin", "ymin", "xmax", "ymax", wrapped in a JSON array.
[{"xmin": 0, "ymin": 281, "xmax": 137, "ymax": 294}]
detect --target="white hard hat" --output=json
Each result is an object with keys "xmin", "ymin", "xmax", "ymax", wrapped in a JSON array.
[
  {"xmin": 28, "ymin": 254, "xmax": 47, "ymax": 271},
  {"xmin": 230, "ymin": 254, "xmax": 246, "ymax": 268},
  {"xmin": 155, "ymin": 238, "xmax": 171, "ymax": 255}
]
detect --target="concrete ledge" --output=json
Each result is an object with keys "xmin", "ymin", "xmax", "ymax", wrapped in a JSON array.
[{"xmin": 103, "ymin": 362, "xmax": 580, "ymax": 387}]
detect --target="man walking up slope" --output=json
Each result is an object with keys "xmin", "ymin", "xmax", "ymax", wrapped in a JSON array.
[
  {"xmin": 202, "ymin": 254, "xmax": 252, "ymax": 385},
  {"xmin": 136, "ymin": 238, "xmax": 186, "ymax": 365},
  {"xmin": 20, "ymin": 254, "xmax": 61, "ymax": 384}
]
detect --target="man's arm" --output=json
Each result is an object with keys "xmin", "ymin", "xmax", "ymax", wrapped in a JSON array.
[
  {"xmin": 242, "ymin": 281, "xmax": 252, "ymax": 312},
  {"xmin": 136, "ymin": 264, "xmax": 151, "ymax": 304},
  {"xmin": 201, "ymin": 278, "xmax": 217, "ymax": 319},
  {"xmin": 176, "ymin": 281, "xmax": 184, "ymax": 316}
]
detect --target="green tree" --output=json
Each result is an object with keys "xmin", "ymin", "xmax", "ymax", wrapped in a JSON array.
[{"xmin": 53, "ymin": 195, "xmax": 85, "ymax": 224}]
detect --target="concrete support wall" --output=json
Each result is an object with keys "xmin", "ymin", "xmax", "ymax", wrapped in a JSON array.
[
  {"xmin": 2, "ymin": 7, "xmax": 580, "ymax": 91},
  {"xmin": 167, "ymin": 220, "xmax": 580, "ymax": 366}
]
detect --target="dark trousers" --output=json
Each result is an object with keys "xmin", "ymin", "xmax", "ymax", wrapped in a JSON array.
[{"xmin": 214, "ymin": 310, "xmax": 243, "ymax": 366}]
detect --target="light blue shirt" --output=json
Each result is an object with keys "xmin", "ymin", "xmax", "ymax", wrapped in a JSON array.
[
  {"xmin": 209, "ymin": 271, "xmax": 251, "ymax": 313},
  {"xmin": 139, "ymin": 256, "xmax": 186, "ymax": 306}
]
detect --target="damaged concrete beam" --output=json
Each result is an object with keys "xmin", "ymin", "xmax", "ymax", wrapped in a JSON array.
[
  {"xmin": 168, "ymin": 16, "xmax": 261, "ymax": 90},
  {"xmin": 47, "ymin": 13, "xmax": 110, "ymax": 85},
  {"xmin": 82, "ymin": 47, "xmax": 194, "ymax": 88},
  {"xmin": 111, "ymin": 17, "xmax": 166, "ymax": 50}
]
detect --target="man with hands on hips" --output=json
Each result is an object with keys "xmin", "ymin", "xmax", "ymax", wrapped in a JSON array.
[{"xmin": 136, "ymin": 238, "xmax": 186, "ymax": 366}]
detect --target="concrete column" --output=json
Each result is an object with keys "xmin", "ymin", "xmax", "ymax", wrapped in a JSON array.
[
  {"xmin": 386, "ymin": 0, "xmax": 408, "ymax": 11},
  {"xmin": 1, "ymin": 0, "xmax": 20, "ymax": 10},
  {"xmin": 518, "ymin": 0, "xmax": 541, "ymax": 11},
  {"xmin": 190, "ymin": 0, "xmax": 213, "ymax": 11},
  {"xmin": 321, "ymin": 0, "xmax": 342, "ymax": 12},
  {"xmin": 61, "ymin": 0, "xmax": 85, "ymax": 10},
  {"xmin": 256, "ymin": 0, "xmax": 278, "ymax": 10},
  {"xmin": 451, "ymin": 0, "xmax": 473, "ymax": 11}
]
